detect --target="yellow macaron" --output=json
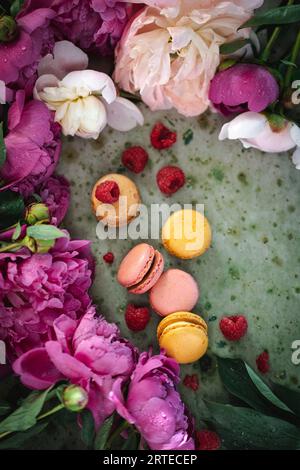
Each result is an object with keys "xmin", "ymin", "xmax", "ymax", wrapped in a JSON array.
[
  {"xmin": 157, "ymin": 312, "xmax": 208, "ymax": 364},
  {"xmin": 162, "ymin": 209, "xmax": 212, "ymax": 259}
]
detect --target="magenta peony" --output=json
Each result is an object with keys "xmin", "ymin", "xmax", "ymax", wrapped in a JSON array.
[
  {"xmin": 38, "ymin": 175, "xmax": 70, "ymax": 225},
  {"xmin": 0, "ymin": 6, "xmax": 55, "ymax": 91},
  {"xmin": 110, "ymin": 351, "xmax": 195, "ymax": 450},
  {"xmin": 114, "ymin": 0, "xmax": 264, "ymax": 117},
  {"xmin": 0, "ymin": 90, "xmax": 61, "ymax": 197},
  {"xmin": 21, "ymin": 0, "xmax": 133, "ymax": 56},
  {"xmin": 0, "ymin": 232, "xmax": 93, "ymax": 360},
  {"xmin": 13, "ymin": 307, "xmax": 137, "ymax": 427},
  {"xmin": 209, "ymin": 64, "xmax": 279, "ymax": 116}
]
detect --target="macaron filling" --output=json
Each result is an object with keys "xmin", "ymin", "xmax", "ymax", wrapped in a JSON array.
[{"xmin": 128, "ymin": 250, "xmax": 163, "ymax": 293}]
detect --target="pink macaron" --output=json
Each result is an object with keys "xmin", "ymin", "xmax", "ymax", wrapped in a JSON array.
[
  {"xmin": 117, "ymin": 243, "xmax": 164, "ymax": 294},
  {"xmin": 149, "ymin": 269, "xmax": 199, "ymax": 317}
]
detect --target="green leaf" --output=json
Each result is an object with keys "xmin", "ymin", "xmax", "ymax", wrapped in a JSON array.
[
  {"xmin": 220, "ymin": 39, "xmax": 251, "ymax": 55},
  {"xmin": 207, "ymin": 402, "xmax": 300, "ymax": 450},
  {"xmin": 0, "ymin": 400, "xmax": 11, "ymax": 417},
  {"xmin": 0, "ymin": 123, "xmax": 6, "ymax": 169},
  {"xmin": 0, "ymin": 422, "xmax": 48, "ymax": 450},
  {"xmin": 12, "ymin": 222, "xmax": 21, "ymax": 241},
  {"xmin": 183, "ymin": 129, "xmax": 194, "ymax": 146},
  {"xmin": 281, "ymin": 59, "xmax": 297, "ymax": 68},
  {"xmin": 94, "ymin": 414, "xmax": 114, "ymax": 450},
  {"xmin": 0, "ymin": 190, "xmax": 24, "ymax": 230},
  {"xmin": 245, "ymin": 364, "xmax": 293, "ymax": 414},
  {"xmin": 217, "ymin": 357, "xmax": 295, "ymax": 419},
  {"xmin": 81, "ymin": 409, "xmax": 95, "ymax": 448},
  {"xmin": 271, "ymin": 383, "xmax": 300, "ymax": 417},
  {"xmin": 121, "ymin": 431, "xmax": 139, "ymax": 450},
  {"xmin": 10, "ymin": 0, "xmax": 25, "ymax": 17},
  {"xmin": 26, "ymin": 224, "xmax": 67, "ymax": 241},
  {"xmin": 242, "ymin": 5, "xmax": 300, "ymax": 28},
  {"xmin": 0, "ymin": 387, "xmax": 52, "ymax": 433}
]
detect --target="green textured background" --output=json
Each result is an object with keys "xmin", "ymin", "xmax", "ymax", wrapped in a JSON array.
[{"xmin": 56, "ymin": 106, "xmax": 300, "ymax": 431}]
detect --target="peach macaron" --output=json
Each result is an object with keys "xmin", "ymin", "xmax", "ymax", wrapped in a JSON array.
[
  {"xmin": 117, "ymin": 243, "xmax": 164, "ymax": 294},
  {"xmin": 91, "ymin": 173, "xmax": 141, "ymax": 227},
  {"xmin": 150, "ymin": 269, "xmax": 199, "ymax": 317}
]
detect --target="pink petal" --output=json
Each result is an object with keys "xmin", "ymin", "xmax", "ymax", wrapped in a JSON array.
[
  {"xmin": 106, "ymin": 97, "xmax": 144, "ymax": 131},
  {"xmin": 38, "ymin": 41, "xmax": 89, "ymax": 80},
  {"xmin": 45, "ymin": 341, "xmax": 91, "ymax": 381}
]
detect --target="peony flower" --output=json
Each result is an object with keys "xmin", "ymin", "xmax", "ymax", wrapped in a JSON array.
[
  {"xmin": 0, "ymin": 6, "xmax": 55, "ymax": 92},
  {"xmin": 109, "ymin": 351, "xmax": 195, "ymax": 450},
  {"xmin": 13, "ymin": 307, "xmax": 137, "ymax": 427},
  {"xmin": 114, "ymin": 0, "xmax": 264, "ymax": 117},
  {"xmin": 219, "ymin": 111, "xmax": 300, "ymax": 169},
  {"xmin": 209, "ymin": 64, "xmax": 279, "ymax": 116},
  {"xmin": 34, "ymin": 40, "xmax": 144, "ymax": 138},
  {"xmin": 0, "ymin": 90, "xmax": 61, "ymax": 197},
  {"xmin": 20, "ymin": 0, "xmax": 134, "ymax": 56},
  {"xmin": 38, "ymin": 175, "xmax": 70, "ymax": 226},
  {"xmin": 0, "ymin": 232, "xmax": 93, "ymax": 360}
]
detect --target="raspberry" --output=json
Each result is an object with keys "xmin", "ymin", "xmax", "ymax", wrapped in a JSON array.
[
  {"xmin": 125, "ymin": 304, "xmax": 150, "ymax": 332},
  {"xmin": 256, "ymin": 351, "xmax": 270, "ymax": 374},
  {"xmin": 196, "ymin": 430, "xmax": 221, "ymax": 451},
  {"xmin": 156, "ymin": 166, "xmax": 185, "ymax": 195},
  {"xmin": 122, "ymin": 146, "xmax": 149, "ymax": 174},
  {"xmin": 103, "ymin": 252, "xmax": 114, "ymax": 264},
  {"xmin": 183, "ymin": 374, "xmax": 199, "ymax": 391},
  {"xmin": 150, "ymin": 122, "xmax": 177, "ymax": 150},
  {"xmin": 219, "ymin": 315, "xmax": 248, "ymax": 341},
  {"xmin": 95, "ymin": 180, "xmax": 120, "ymax": 203}
]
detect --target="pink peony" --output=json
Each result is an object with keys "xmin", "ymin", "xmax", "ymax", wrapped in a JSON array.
[
  {"xmin": 38, "ymin": 175, "xmax": 70, "ymax": 225},
  {"xmin": 0, "ymin": 232, "xmax": 93, "ymax": 360},
  {"xmin": 21, "ymin": 0, "xmax": 134, "ymax": 56},
  {"xmin": 13, "ymin": 307, "xmax": 137, "ymax": 427},
  {"xmin": 0, "ymin": 90, "xmax": 61, "ymax": 197},
  {"xmin": 209, "ymin": 64, "xmax": 279, "ymax": 116},
  {"xmin": 0, "ymin": 5, "xmax": 55, "ymax": 91},
  {"xmin": 114, "ymin": 0, "xmax": 264, "ymax": 117},
  {"xmin": 110, "ymin": 351, "xmax": 195, "ymax": 450}
]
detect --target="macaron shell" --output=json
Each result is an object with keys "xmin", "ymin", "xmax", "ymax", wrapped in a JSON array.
[
  {"xmin": 162, "ymin": 209, "xmax": 212, "ymax": 259},
  {"xmin": 157, "ymin": 311, "xmax": 208, "ymax": 339},
  {"xmin": 159, "ymin": 324, "xmax": 208, "ymax": 364},
  {"xmin": 150, "ymin": 269, "xmax": 199, "ymax": 317},
  {"xmin": 91, "ymin": 174, "xmax": 141, "ymax": 227},
  {"xmin": 117, "ymin": 243, "xmax": 154, "ymax": 288},
  {"xmin": 129, "ymin": 250, "xmax": 164, "ymax": 294}
]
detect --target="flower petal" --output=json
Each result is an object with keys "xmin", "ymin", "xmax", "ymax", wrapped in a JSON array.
[
  {"xmin": 219, "ymin": 112, "xmax": 267, "ymax": 140},
  {"xmin": 62, "ymin": 71, "xmax": 116, "ymax": 103},
  {"xmin": 292, "ymin": 147, "xmax": 300, "ymax": 170},
  {"xmin": 106, "ymin": 97, "xmax": 144, "ymax": 132},
  {"xmin": 38, "ymin": 41, "xmax": 89, "ymax": 80}
]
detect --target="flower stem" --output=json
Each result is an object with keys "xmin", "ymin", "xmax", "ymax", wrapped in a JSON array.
[
  {"xmin": 0, "ymin": 241, "xmax": 22, "ymax": 253},
  {"xmin": 260, "ymin": 0, "xmax": 294, "ymax": 62},
  {"xmin": 106, "ymin": 420, "xmax": 131, "ymax": 449},
  {"xmin": 284, "ymin": 29, "xmax": 300, "ymax": 88},
  {"xmin": 0, "ymin": 403, "xmax": 64, "ymax": 441}
]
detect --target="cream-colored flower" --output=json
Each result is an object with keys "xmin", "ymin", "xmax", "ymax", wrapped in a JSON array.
[
  {"xmin": 115, "ymin": 0, "xmax": 263, "ymax": 117},
  {"xmin": 34, "ymin": 41, "xmax": 144, "ymax": 139}
]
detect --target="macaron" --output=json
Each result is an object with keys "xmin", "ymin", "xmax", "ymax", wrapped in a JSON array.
[
  {"xmin": 162, "ymin": 209, "xmax": 212, "ymax": 259},
  {"xmin": 91, "ymin": 174, "xmax": 141, "ymax": 227},
  {"xmin": 117, "ymin": 243, "xmax": 164, "ymax": 294},
  {"xmin": 150, "ymin": 269, "xmax": 199, "ymax": 317},
  {"xmin": 157, "ymin": 312, "xmax": 208, "ymax": 364}
]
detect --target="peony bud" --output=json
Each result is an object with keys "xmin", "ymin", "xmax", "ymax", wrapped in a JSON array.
[
  {"xmin": 35, "ymin": 238, "xmax": 56, "ymax": 254},
  {"xmin": 25, "ymin": 203, "xmax": 50, "ymax": 225},
  {"xmin": 62, "ymin": 385, "xmax": 89, "ymax": 412},
  {"xmin": 0, "ymin": 16, "xmax": 18, "ymax": 42}
]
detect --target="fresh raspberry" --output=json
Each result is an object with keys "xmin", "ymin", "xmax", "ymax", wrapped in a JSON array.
[
  {"xmin": 150, "ymin": 122, "xmax": 177, "ymax": 150},
  {"xmin": 196, "ymin": 430, "xmax": 221, "ymax": 451},
  {"xmin": 103, "ymin": 252, "xmax": 114, "ymax": 264},
  {"xmin": 122, "ymin": 146, "xmax": 149, "ymax": 174},
  {"xmin": 256, "ymin": 351, "xmax": 270, "ymax": 374},
  {"xmin": 183, "ymin": 374, "xmax": 199, "ymax": 392},
  {"xmin": 125, "ymin": 304, "xmax": 150, "ymax": 332},
  {"xmin": 156, "ymin": 166, "xmax": 185, "ymax": 195},
  {"xmin": 219, "ymin": 315, "xmax": 248, "ymax": 341},
  {"xmin": 95, "ymin": 180, "xmax": 120, "ymax": 203}
]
